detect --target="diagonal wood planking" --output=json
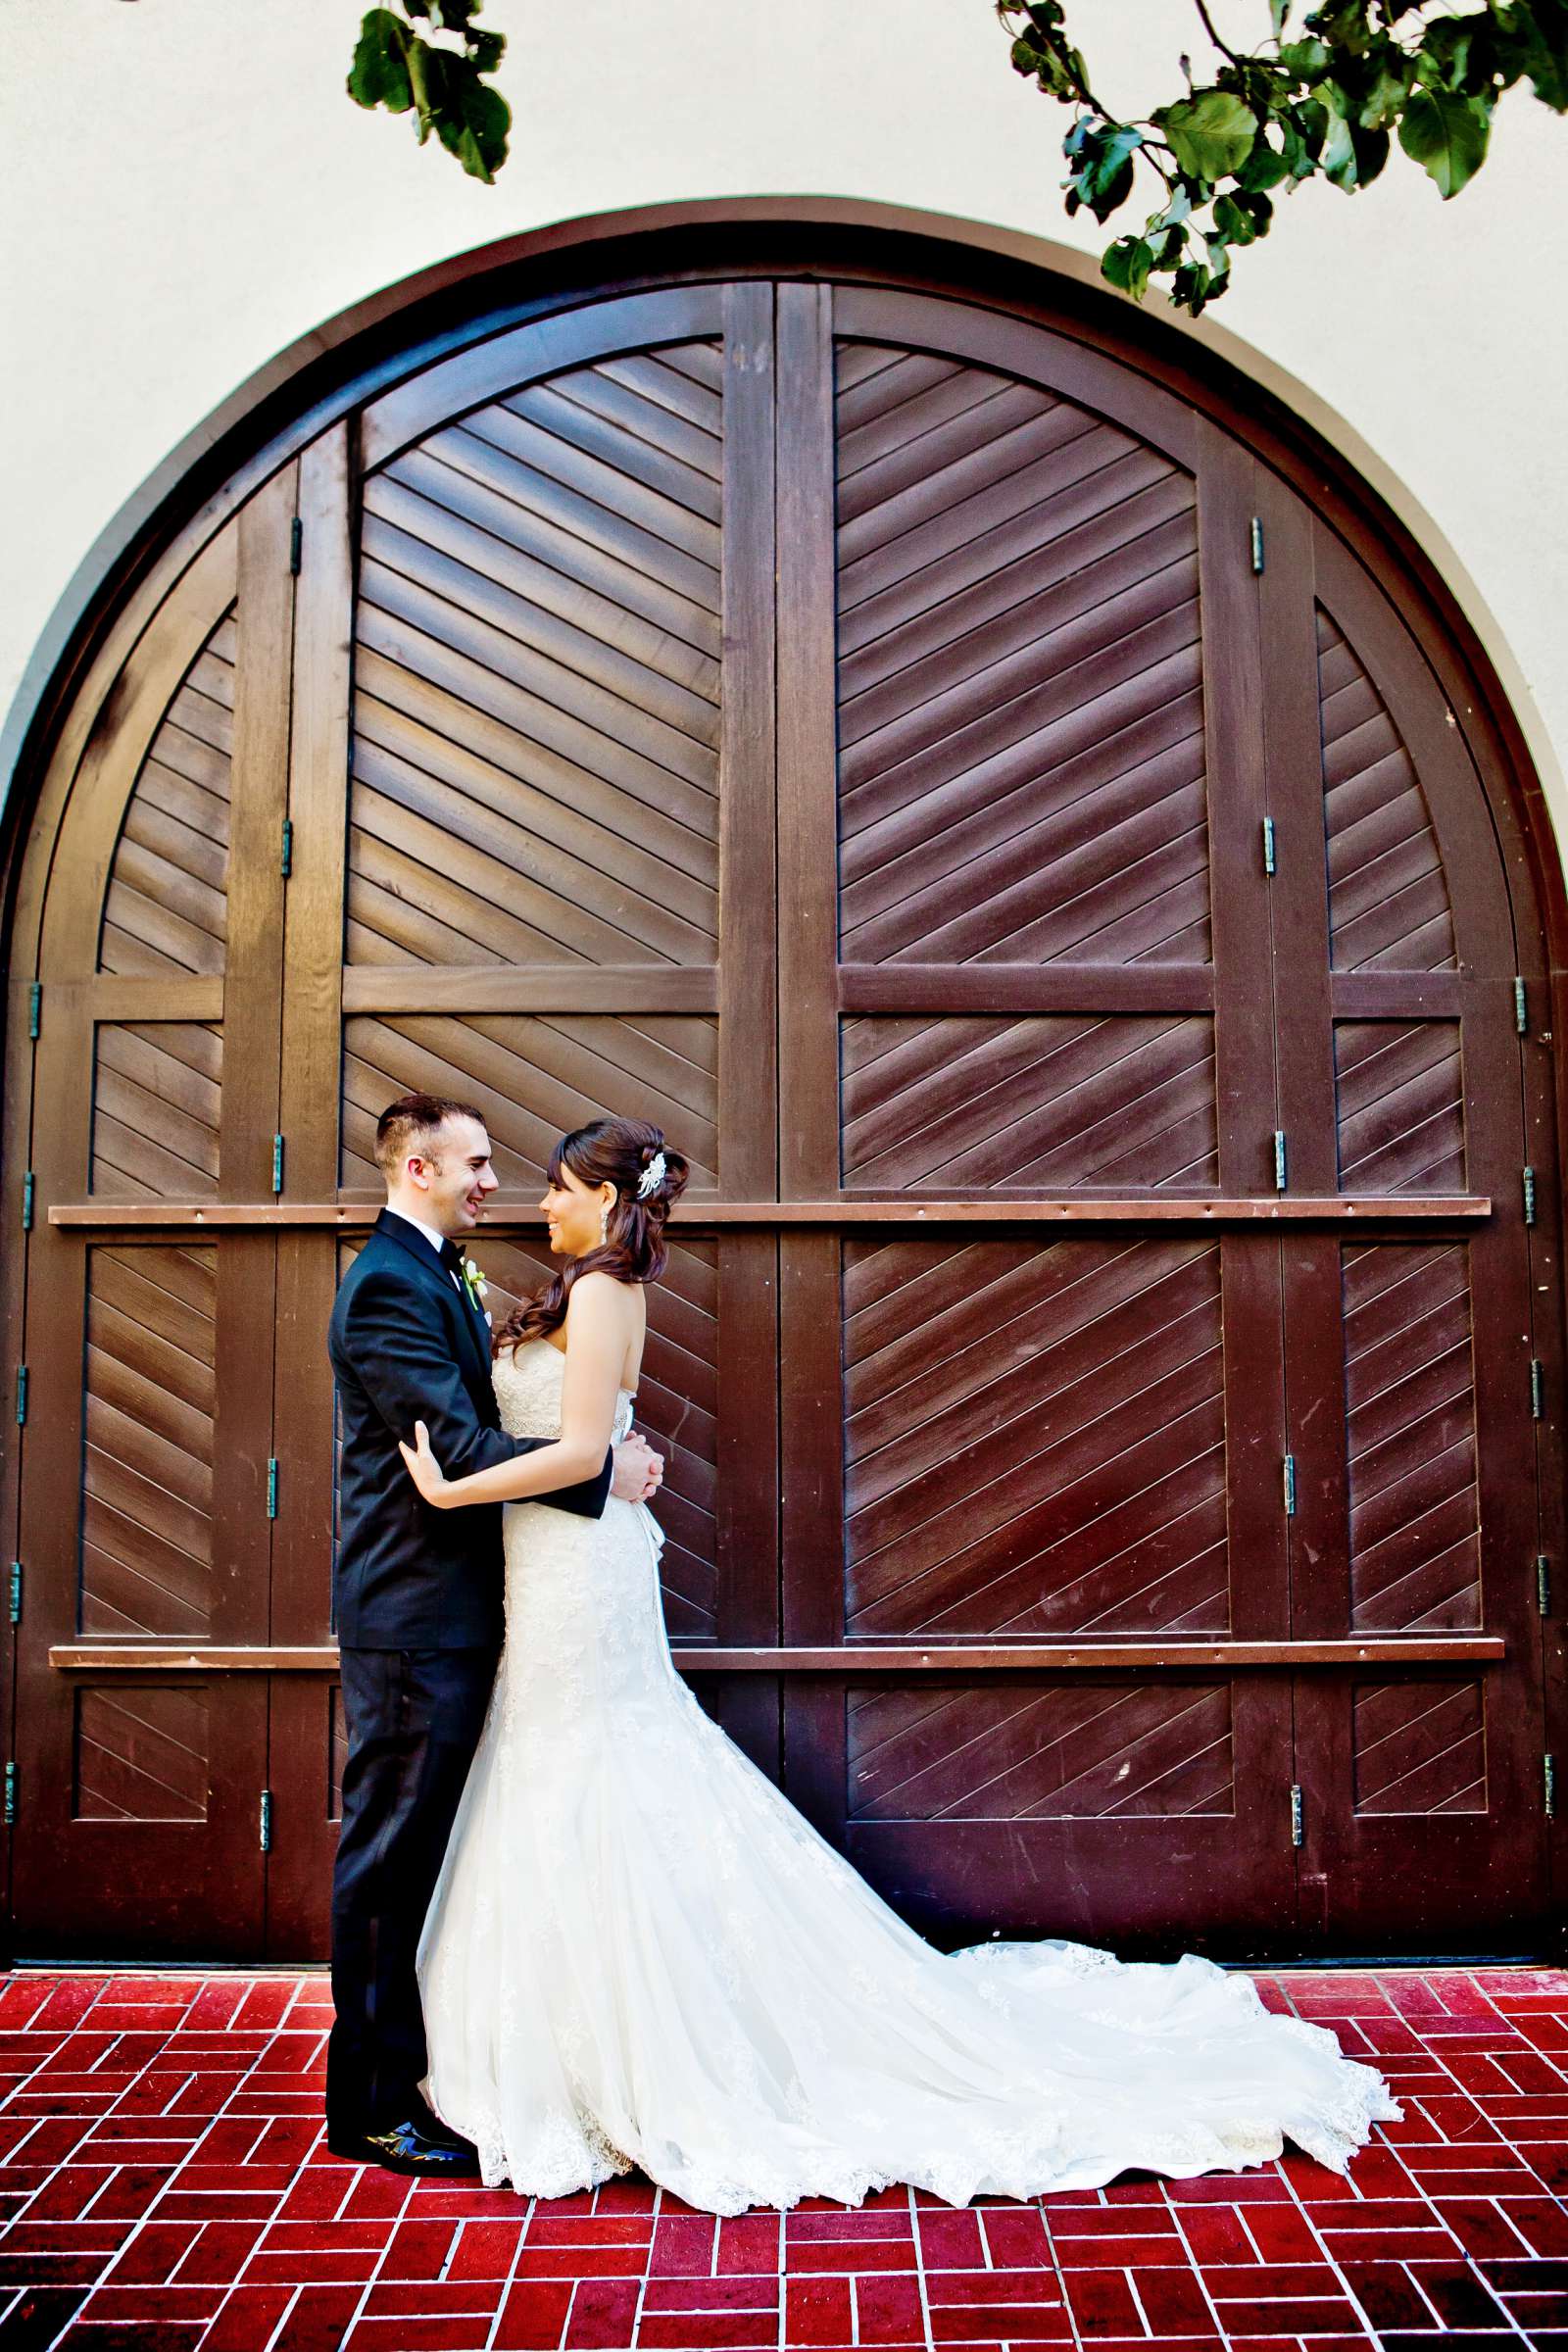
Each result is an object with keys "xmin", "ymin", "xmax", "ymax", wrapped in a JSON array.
[
  {"xmin": 74, "ymin": 1686, "xmax": 210, "ymax": 1822},
  {"xmin": 844, "ymin": 1235, "xmax": 1229, "ymax": 1638},
  {"xmin": 98, "ymin": 610, "xmax": 235, "ymax": 977},
  {"xmin": 90, "ymin": 1022, "xmax": 223, "ymax": 1200},
  {"xmin": 1351, "ymin": 1678, "xmax": 1487, "ymax": 1814},
  {"xmin": 340, "ymin": 1012, "xmax": 717, "ymax": 1192},
  {"xmin": 842, "ymin": 1011, "xmax": 1218, "ymax": 1190},
  {"xmin": 1342, "ymin": 1241, "xmax": 1482, "ymax": 1632},
  {"xmin": 848, "ymin": 1679, "xmax": 1233, "ymax": 1820},
  {"xmin": 349, "ymin": 344, "xmax": 723, "ymax": 971},
  {"xmin": 1317, "ymin": 607, "xmax": 1456, "ymax": 972},
  {"xmin": 82, "ymin": 1245, "xmax": 217, "ymax": 1640},
  {"xmin": 1334, "ymin": 1019, "xmax": 1465, "ymax": 1193},
  {"xmin": 835, "ymin": 344, "xmax": 1211, "ymax": 967}
]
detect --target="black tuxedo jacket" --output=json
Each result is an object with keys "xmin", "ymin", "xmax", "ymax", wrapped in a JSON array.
[{"xmin": 328, "ymin": 1210, "xmax": 612, "ymax": 1649}]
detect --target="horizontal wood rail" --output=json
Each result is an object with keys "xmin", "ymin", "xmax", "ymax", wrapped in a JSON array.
[
  {"xmin": 50, "ymin": 1639, "xmax": 1506, "ymax": 1674},
  {"xmin": 54, "ymin": 968, "xmax": 1475, "ymax": 1022},
  {"xmin": 48, "ymin": 1196, "xmax": 1494, "ymax": 1230},
  {"xmin": 836, "ymin": 963, "xmax": 1215, "ymax": 1014},
  {"xmin": 340, "ymin": 966, "xmax": 720, "ymax": 1014}
]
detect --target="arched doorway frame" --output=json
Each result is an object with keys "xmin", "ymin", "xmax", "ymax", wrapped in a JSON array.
[{"xmin": 2, "ymin": 199, "xmax": 1564, "ymax": 1957}]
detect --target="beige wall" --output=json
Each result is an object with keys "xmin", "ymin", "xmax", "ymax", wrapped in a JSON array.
[{"xmin": 4, "ymin": 0, "xmax": 1565, "ymax": 821}]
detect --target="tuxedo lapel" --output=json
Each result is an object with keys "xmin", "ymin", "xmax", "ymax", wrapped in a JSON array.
[{"xmin": 371, "ymin": 1211, "xmax": 493, "ymax": 1394}]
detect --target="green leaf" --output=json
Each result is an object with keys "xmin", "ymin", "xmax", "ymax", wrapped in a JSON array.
[
  {"xmin": 1064, "ymin": 119, "xmax": 1143, "ymax": 222},
  {"xmin": 1278, "ymin": 110, "xmax": 1314, "ymax": 177},
  {"xmin": 1236, "ymin": 134, "xmax": 1290, "ymax": 190},
  {"xmin": 1358, "ymin": 59, "xmax": 1411, "ymax": 129},
  {"xmin": 1495, "ymin": 0, "xmax": 1568, "ymax": 110},
  {"xmin": 1279, "ymin": 37, "xmax": 1332, "ymax": 78},
  {"xmin": 1171, "ymin": 258, "xmax": 1215, "ymax": 315},
  {"xmin": 433, "ymin": 70, "xmax": 510, "ymax": 180},
  {"xmin": 347, "ymin": 9, "xmax": 414, "ymax": 111},
  {"xmin": 1101, "ymin": 234, "xmax": 1155, "ymax": 298},
  {"xmin": 1157, "ymin": 88, "xmax": 1258, "ymax": 179},
  {"xmin": 469, "ymin": 26, "xmax": 505, "ymax": 74},
  {"xmin": 1419, "ymin": 16, "xmax": 1477, "ymax": 90},
  {"xmin": 1397, "ymin": 86, "xmax": 1492, "ymax": 196},
  {"xmin": 1318, "ymin": 89, "xmax": 1360, "ymax": 185},
  {"xmin": 1213, "ymin": 191, "xmax": 1257, "ymax": 245}
]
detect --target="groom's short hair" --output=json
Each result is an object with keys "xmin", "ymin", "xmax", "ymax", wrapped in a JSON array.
[{"xmin": 374, "ymin": 1092, "xmax": 486, "ymax": 1178}]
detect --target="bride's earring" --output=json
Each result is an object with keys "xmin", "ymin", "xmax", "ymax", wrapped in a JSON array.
[{"xmin": 599, "ymin": 1198, "xmax": 612, "ymax": 1247}]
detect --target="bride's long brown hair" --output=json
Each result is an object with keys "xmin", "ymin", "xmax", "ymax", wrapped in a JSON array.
[{"xmin": 492, "ymin": 1117, "xmax": 690, "ymax": 1355}]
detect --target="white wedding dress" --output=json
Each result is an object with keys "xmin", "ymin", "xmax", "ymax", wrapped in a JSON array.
[{"xmin": 417, "ymin": 1339, "xmax": 1401, "ymax": 2214}]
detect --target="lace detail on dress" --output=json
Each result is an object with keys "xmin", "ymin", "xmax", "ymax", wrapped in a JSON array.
[{"xmin": 416, "ymin": 1340, "xmax": 1402, "ymax": 2213}]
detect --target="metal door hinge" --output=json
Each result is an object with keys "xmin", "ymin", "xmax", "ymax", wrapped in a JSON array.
[
  {"xmin": 7, "ymin": 1564, "xmax": 20, "ymax": 1627},
  {"xmin": 1283, "ymin": 1453, "xmax": 1297, "ymax": 1516},
  {"xmin": 1538, "ymin": 1555, "xmax": 1551, "ymax": 1617},
  {"xmin": 5, "ymin": 1764, "xmax": 17, "ymax": 1827},
  {"xmin": 1261, "ymin": 816, "xmax": 1276, "ymax": 877},
  {"xmin": 1250, "ymin": 516, "xmax": 1265, "ymax": 572},
  {"xmin": 26, "ymin": 984, "xmax": 40, "ymax": 1042},
  {"xmin": 267, "ymin": 1459, "xmax": 279, "ymax": 1520},
  {"xmin": 1531, "ymin": 1359, "xmax": 1544, "ymax": 1420},
  {"xmin": 259, "ymin": 1788, "xmax": 273, "ymax": 1852},
  {"xmin": 1515, "ymin": 976, "xmax": 1529, "ymax": 1035},
  {"xmin": 1524, "ymin": 1166, "xmax": 1538, "ymax": 1227},
  {"xmin": 14, "ymin": 1367, "xmax": 26, "ymax": 1427},
  {"xmin": 289, "ymin": 516, "xmax": 303, "ymax": 575},
  {"xmin": 21, "ymin": 1173, "xmax": 33, "ymax": 1234},
  {"xmin": 1546, "ymin": 1754, "xmax": 1557, "ymax": 1820},
  {"xmin": 1273, "ymin": 1130, "xmax": 1288, "ymax": 1193},
  {"xmin": 280, "ymin": 818, "xmax": 294, "ymax": 880},
  {"xmin": 1290, "ymin": 1785, "xmax": 1303, "ymax": 1846},
  {"xmin": 271, "ymin": 1134, "xmax": 285, "ymax": 1195}
]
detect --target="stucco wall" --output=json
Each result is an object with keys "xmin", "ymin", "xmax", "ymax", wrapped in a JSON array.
[{"xmin": 4, "ymin": 0, "xmax": 1565, "ymax": 819}]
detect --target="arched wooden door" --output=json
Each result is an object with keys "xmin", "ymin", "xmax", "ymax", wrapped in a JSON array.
[{"xmin": 6, "ymin": 249, "xmax": 1562, "ymax": 1962}]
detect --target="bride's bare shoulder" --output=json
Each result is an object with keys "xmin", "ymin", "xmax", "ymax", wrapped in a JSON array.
[{"xmin": 564, "ymin": 1270, "xmax": 638, "ymax": 1323}]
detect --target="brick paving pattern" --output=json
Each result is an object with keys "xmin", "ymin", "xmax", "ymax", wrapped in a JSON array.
[{"xmin": 0, "ymin": 1968, "xmax": 1562, "ymax": 2350}]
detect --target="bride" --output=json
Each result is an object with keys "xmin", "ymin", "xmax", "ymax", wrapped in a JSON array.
[{"xmin": 398, "ymin": 1115, "xmax": 1401, "ymax": 2215}]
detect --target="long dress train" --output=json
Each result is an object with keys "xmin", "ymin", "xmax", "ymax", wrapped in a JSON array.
[{"xmin": 417, "ymin": 1340, "xmax": 1400, "ymax": 2214}]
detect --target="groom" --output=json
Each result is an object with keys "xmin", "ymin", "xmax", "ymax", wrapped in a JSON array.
[{"xmin": 325, "ymin": 1091, "xmax": 662, "ymax": 2176}]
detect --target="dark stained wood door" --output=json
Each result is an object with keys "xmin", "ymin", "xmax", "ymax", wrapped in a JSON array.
[
  {"xmin": 760, "ymin": 283, "xmax": 1551, "ymax": 1955},
  {"xmin": 6, "ymin": 255, "xmax": 1557, "ymax": 1961}
]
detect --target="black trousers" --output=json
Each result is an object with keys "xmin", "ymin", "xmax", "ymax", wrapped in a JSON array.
[{"xmin": 326, "ymin": 1642, "xmax": 499, "ymax": 2136}]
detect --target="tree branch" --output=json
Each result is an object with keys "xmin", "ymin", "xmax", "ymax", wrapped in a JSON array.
[{"xmin": 1192, "ymin": 0, "xmax": 1243, "ymax": 67}]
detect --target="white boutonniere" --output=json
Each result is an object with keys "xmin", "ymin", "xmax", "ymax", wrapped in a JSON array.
[{"xmin": 461, "ymin": 1256, "xmax": 489, "ymax": 1317}]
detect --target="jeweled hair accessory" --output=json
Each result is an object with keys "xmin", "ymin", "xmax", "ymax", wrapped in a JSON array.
[{"xmin": 635, "ymin": 1150, "xmax": 667, "ymax": 1201}]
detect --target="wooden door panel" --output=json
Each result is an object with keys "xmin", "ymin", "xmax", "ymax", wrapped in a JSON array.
[
  {"xmin": 842, "ymin": 1014, "xmax": 1218, "ymax": 1191},
  {"xmin": 841, "ymin": 1676, "xmax": 1295, "ymax": 1951},
  {"xmin": 844, "ymin": 1233, "xmax": 1229, "ymax": 1639},
  {"xmin": 350, "ymin": 337, "xmax": 724, "ymax": 979},
  {"xmin": 1333, "ymin": 1020, "xmax": 1465, "ymax": 1193},
  {"xmin": 90, "ymin": 1024, "xmax": 224, "ymax": 1200},
  {"xmin": 340, "ymin": 1013, "xmax": 720, "ymax": 1193},
  {"xmin": 835, "ymin": 337, "xmax": 1210, "ymax": 975},
  {"xmin": 1344, "ymin": 1240, "xmax": 1481, "ymax": 1634},
  {"xmin": 1317, "ymin": 606, "xmax": 1456, "ymax": 973},
  {"xmin": 97, "ymin": 607, "xmax": 236, "ymax": 979}
]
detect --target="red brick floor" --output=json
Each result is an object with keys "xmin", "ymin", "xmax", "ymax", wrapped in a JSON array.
[{"xmin": 0, "ymin": 1969, "xmax": 1563, "ymax": 2351}]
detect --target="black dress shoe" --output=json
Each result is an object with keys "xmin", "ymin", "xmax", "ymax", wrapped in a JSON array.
[{"xmin": 326, "ymin": 2119, "xmax": 482, "ymax": 2177}]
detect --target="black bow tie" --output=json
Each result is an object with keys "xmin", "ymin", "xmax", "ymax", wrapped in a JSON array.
[{"xmin": 439, "ymin": 1239, "xmax": 466, "ymax": 1276}]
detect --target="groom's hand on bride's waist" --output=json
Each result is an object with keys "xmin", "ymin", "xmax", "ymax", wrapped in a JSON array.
[{"xmin": 612, "ymin": 1434, "xmax": 663, "ymax": 1503}]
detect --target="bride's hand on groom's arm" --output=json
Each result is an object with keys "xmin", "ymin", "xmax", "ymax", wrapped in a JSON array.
[{"xmin": 399, "ymin": 1420, "xmax": 453, "ymax": 1506}]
